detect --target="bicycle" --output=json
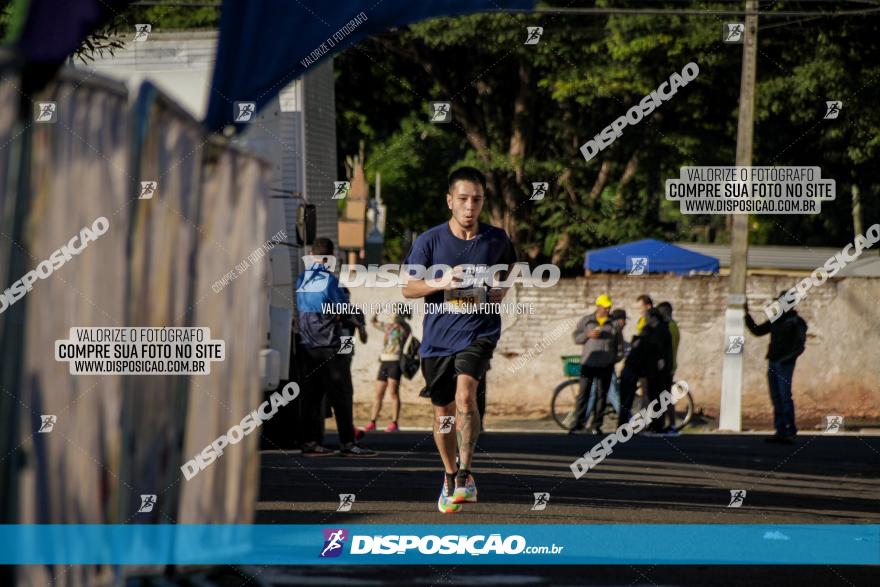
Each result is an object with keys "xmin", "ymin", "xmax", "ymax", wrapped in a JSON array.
[{"xmin": 551, "ymin": 355, "xmax": 694, "ymax": 432}]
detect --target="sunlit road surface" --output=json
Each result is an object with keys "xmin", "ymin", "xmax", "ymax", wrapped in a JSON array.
[{"xmin": 257, "ymin": 432, "xmax": 879, "ymax": 525}]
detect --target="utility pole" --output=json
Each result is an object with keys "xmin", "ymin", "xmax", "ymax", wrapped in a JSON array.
[
  {"xmin": 851, "ymin": 183, "xmax": 863, "ymax": 239},
  {"xmin": 719, "ymin": 0, "xmax": 758, "ymax": 431}
]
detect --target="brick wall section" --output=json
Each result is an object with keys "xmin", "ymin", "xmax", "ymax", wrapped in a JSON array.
[{"xmin": 348, "ymin": 276, "xmax": 880, "ymax": 427}]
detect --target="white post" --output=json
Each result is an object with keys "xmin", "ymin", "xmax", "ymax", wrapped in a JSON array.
[{"xmin": 720, "ymin": 294, "xmax": 745, "ymax": 431}]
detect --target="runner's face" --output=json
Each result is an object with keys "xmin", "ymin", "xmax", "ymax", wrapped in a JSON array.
[{"xmin": 447, "ymin": 180, "xmax": 484, "ymax": 229}]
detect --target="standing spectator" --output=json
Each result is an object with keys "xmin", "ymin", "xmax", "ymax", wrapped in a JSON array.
[
  {"xmin": 744, "ymin": 294, "xmax": 808, "ymax": 444},
  {"xmin": 607, "ymin": 308, "xmax": 629, "ymax": 412},
  {"xmin": 365, "ymin": 310, "xmax": 412, "ymax": 432},
  {"xmin": 618, "ymin": 299, "xmax": 667, "ymax": 433},
  {"xmin": 295, "ymin": 238, "xmax": 376, "ymax": 457},
  {"xmin": 635, "ymin": 294, "xmax": 653, "ymax": 335},
  {"xmin": 337, "ymin": 287, "xmax": 369, "ymax": 441},
  {"xmin": 610, "ymin": 308, "xmax": 628, "ymax": 334},
  {"xmin": 642, "ymin": 308, "xmax": 674, "ymax": 435},
  {"xmin": 571, "ymin": 294, "xmax": 624, "ymax": 434},
  {"xmin": 656, "ymin": 301, "xmax": 679, "ymax": 433},
  {"xmin": 339, "ymin": 287, "xmax": 368, "ymax": 347}
]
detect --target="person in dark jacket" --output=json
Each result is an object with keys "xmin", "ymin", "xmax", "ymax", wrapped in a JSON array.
[
  {"xmin": 295, "ymin": 238, "xmax": 375, "ymax": 457},
  {"xmin": 334, "ymin": 287, "xmax": 369, "ymax": 440},
  {"xmin": 571, "ymin": 294, "xmax": 624, "ymax": 434},
  {"xmin": 642, "ymin": 308, "xmax": 674, "ymax": 434},
  {"xmin": 744, "ymin": 294, "xmax": 808, "ymax": 444},
  {"xmin": 617, "ymin": 304, "xmax": 670, "ymax": 432}
]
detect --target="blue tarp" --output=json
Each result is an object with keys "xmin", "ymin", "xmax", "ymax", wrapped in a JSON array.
[
  {"xmin": 15, "ymin": 0, "xmax": 134, "ymax": 64},
  {"xmin": 584, "ymin": 238, "xmax": 720, "ymax": 275},
  {"xmin": 205, "ymin": 0, "xmax": 535, "ymax": 133}
]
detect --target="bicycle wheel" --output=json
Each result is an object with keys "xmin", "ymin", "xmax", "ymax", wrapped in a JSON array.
[
  {"xmin": 551, "ymin": 378, "xmax": 581, "ymax": 430},
  {"xmin": 632, "ymin": 386, "xmax": 694, "ymax": 431},
  {"xmin": 673, "ymin": 391, "xmax": 695, "ymax": 431}
]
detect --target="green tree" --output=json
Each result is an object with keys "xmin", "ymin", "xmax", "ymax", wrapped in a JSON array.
[{"xmin": 335, "ymin": 1, "xmax": 879, "ymax": 268}]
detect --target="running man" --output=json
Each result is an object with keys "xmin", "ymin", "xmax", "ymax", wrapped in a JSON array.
[{"xmin": 402, "ymin": 167, "xmax": 516, "ymax": 513}]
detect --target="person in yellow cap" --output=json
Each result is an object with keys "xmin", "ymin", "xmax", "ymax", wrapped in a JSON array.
[{"xmin": 570, "ymin": 294, "xmax": 624, "ymax": 434}]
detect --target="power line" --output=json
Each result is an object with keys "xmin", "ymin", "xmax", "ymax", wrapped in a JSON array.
[
  {"xmin": 523, "ymin": 6, "xmax": 880, "ymax": 17},
  {"xmin": 126, "ymin": 0, "xmax": 880, "ymax": 15}
]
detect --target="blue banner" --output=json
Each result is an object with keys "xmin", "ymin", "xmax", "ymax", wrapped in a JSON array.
[
  {"xmin": 1, "ymin": 525, "xmax": 878, "ymax": 565},
  {"xmin": 205, "ymin": 0, "xmax": 535, "ymax": 132}
]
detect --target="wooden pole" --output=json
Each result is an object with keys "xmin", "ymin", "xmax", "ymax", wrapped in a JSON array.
[{"xmin": 719, "ymin": 0, "xmax": 758, "ymax": 431}]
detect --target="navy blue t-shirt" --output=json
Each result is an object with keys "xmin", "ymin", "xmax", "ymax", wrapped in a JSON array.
[{"xmin": 403, "ymin": 222, "xmax": 516, "ymax": 357}]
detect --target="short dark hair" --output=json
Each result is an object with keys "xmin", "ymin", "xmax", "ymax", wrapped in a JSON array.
[
  {"xmin": 448, "ymin": 166, "xmax": 487, "ymax": 193},
  {"xmin": 657, "ymin": 301, "xmax": 673, "ymax": 318},
  {"xmin": 636, "ymin": 294, "xmax": 653, "ymax": 306},
  {"xmin": 311, "ymin": 237, "xmax": 334, "ymax": 255}
]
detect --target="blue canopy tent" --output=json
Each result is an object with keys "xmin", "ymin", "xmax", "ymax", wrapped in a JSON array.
[{"xmin": 584, "ymin": 238, "xmax": 720, "ymax": 275}]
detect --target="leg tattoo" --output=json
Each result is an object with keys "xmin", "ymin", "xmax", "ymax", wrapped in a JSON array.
[{"xmin": 456, "ymin": 407, "xmax": 481, "ymax": 470}]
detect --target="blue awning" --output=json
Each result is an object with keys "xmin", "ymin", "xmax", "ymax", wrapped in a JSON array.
[{"xmin": 584, "ymin": 238, "xmax": 720, "ymax": 275}]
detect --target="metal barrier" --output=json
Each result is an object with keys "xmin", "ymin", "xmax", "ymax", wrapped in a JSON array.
[{"xmin": 1, "ymin": 65, "xmax": 270, "ymax": 586}]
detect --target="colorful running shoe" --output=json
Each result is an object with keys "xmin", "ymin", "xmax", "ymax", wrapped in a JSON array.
[
  {"xmin": 438, "ymin": 475, "xmax": 462, "ymax": 513},
  {"xmin": 364, "ymin": 421, "xmax": 377, "ymax": 432},
  {"xmin": 452, "ymin": 473, "xmax": 477, "ymax": 504},
  {"xmin": 385, "ymin": 421, "xmax": 399, "ymax": 432}
]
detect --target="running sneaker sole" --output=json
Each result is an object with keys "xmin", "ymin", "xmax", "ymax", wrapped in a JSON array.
[
  {"xmin": 301, "ymin": 451, "xmax": 337, "ymax": 457},
  {"xmin": 452, "ymin": 479, "xmax": 477, "ymax": 504},
  {"xmin": 439, "ymin": 478, "xmax": 463, "ymax": 513},
  {"xmin": 438, "ymin": 496, "xmax": 462, "ymax": 513},
  {"xmin": 452, "ymin": 490, "xmax": 477, "ymax": 504}
]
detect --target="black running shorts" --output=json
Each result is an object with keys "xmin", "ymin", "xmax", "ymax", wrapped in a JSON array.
[
  {"xmin": 419, "ymin": 337, "xmax": 496, "ymax": 406},
  {"xmin": 377, "ymin": 360, "xmax": 402, "ymax": 382}
]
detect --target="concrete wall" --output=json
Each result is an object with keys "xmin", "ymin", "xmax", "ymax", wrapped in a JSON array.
[{"xmin": 348, "ymin": 275, "xmax": 880, "ymax": 428}]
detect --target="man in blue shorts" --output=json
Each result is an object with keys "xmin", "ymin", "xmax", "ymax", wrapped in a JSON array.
[{"xmin": 402, "ymin": 167, "xmax": 516, "ymax": 513}]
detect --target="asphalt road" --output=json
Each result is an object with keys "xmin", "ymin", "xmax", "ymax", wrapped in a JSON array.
[
  {"xmin": 113, "ymin": 431, "xmax": 880, "ymax": 587},
  {"xmin": 256, "ymin": 431, "xmax": 880, "ymax": 525}
]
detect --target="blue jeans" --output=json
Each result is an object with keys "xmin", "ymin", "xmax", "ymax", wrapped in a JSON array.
[
  {"xmin": 768, "ymin": 360, "xmax": 797, "ymax": 437},
  {"xmin": 573, "ymin": 371, "xmax": 621, "ymax": 430}
]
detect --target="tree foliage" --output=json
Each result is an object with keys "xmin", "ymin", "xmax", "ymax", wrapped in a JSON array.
[{"xmin": 336, "ymin": 1, "xmax": 880, "ymax": 269}]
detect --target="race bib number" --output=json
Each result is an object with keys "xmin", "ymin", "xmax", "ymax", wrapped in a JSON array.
[{"xmin": 444, "ymin": 286, "xmax": 486, "ymax": 310}]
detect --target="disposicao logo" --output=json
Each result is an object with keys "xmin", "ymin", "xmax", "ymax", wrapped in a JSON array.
[
  {"xmin": 319, "ymin": 530, "xmax": 561, "ymax": 557},
  {"xmin": 320, "ymin": 528, "xmax": 348, "ymax": 558}
]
